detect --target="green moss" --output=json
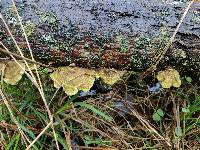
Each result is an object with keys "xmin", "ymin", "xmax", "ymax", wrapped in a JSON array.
[
  {"xmin": 135, "ymin": 35, "xmax": 151, "ymax": 49},
  {"xmin": 23, "ymin": 21, "xmax": 36, "ymax": 37},
  {"xmin": 5, "ymin": 6, "xmax": 20, "ymax": 26},
  {"xmin": 37, "ymin": 11, "xmax": 57, "ymax": 25},
  {"xmin": 130, "ymin": 27, "xmax": 171, "ymax": 70},
  {"xmin": 130, "ymin": 35, "xmax": 151, "ymax": 69},
  {"xmin": 172, "ymin": 48, "xmax": 187, "ymax": 59},
  {"xmin": 115, "ymin": 35, "xmax": 128, "ymax": 52},
  {"xmin": 131, "ymin": 48, "xmax": 150, "ymax": 69},
  {"xmin": 192, "ymin": 11, "xmax": 200, "ymax": 24}
]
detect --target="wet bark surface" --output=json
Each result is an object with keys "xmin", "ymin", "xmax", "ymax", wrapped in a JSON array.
[
  {"xmin": 0, "ymin": 0, "xmax": 200, "ymax": 73},
  {"xmin": 2, "ymin": 0, "xmax": 200, "ymax": 36}
]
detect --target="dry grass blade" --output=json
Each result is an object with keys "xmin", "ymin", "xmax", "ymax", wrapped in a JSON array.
[
  {"xmin": 0, "ymin": 47, "xmax": 52, "ymax": 68},
  {"xmin": 25, "ymin": 121, "xmax": 53, "ymax": 150},
  {"xmin": 60, "ymin": 120, "xmax": 72, "ymax": 150},
  {"xmin": 154, "ymin": 0, "xmax": 195, "ymax": 67},
  {"xmin": 0, "ymin": 42, "xmax": 38, "ymax": 87},
  {"xmin": 71, "ymin": 146, "xmax": 119, "ymax": 150},
  {"xmin": 0, "ymin": 2, "xmax": 60, "ymax": 149},
  {"xmin": 9, "ymin": 1, "xmax": 60, "ymax": 148},
  {"xmin": 129, "ymin": 107, "xmax": 171, "ymax": 146},
  {"xmin": 11, "ymin": 0, "xmax": 35, "ymax": 63},
  {"xmin": 138, "ymin": 0, "xmax": 195, "ymax": 80},
  {"xmin": 0, "ymin": 1, "xmax": 198, "ymax": 149},
  {"xmin": 0, "ymin": 89, "xmax": 31, "ymax": 147},
  {"xmin": 172, "ymin": 94, "xmax": 181, "ymax": 149},
  {"xmin": 1, "ymin": 44, "xmax": 36, "ymax": 86},
  {"xmin": 72, "ymin": 118, "xmax": 114, "ymax": 140},
  {"xmin": 0, "ymin": 14, "xmax": 37, "ymax": 82}
]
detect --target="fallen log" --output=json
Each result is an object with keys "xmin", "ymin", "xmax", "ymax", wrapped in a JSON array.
[{"xmin": 0, "ymin": 0, "xmax": 199, "ymax": 74}]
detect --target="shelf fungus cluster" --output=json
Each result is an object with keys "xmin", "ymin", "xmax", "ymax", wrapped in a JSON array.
[
  {"xmin": 156, "ymin": 68, "xmax": 181, "ymax": 88},
  {"xmin": 0, "ymin": 59, "xmax": 124, "ymax": 95},
  {"xmin": 0, "ymin": 60, "xmax": 39, "ymax": 85},
  {"xmin": 50, "ymin": 66, "xmax": 125, "ymax": 96}
]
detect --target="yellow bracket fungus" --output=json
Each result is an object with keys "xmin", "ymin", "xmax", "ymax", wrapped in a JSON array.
[
  {"xmin": 0, "ymin": 60, "xmax": 124, "ymax": 95},
  {"xmin": 0, "ymin": 60, "xmax": 39, "ymax": 85},
  {"xmin": 156, "ymin": 68, "xmax": 181, "ymax": 88},
  {"xmin": 4, "ymin": 61, "xmax": 26, "ymax": 85},
  {"xmin": 50, "ymin": 67, "xmax": 125, "ymax": 96},
  {"xmin": 97, "ymin": 69, "xmax": 125, "ymax": 85}
]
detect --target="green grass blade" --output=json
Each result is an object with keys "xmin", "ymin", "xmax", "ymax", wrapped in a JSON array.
[
  {"xmin": 56, "ymin": 135, "xmax": 69, "ymax": 150},
  {"xmin": 56, "ymin": 93, "xmax": 79, "ymax": 114},
  {"xmin": 5, "ymin": 134, "xmax": 20, "ymax": 150},
  {"xmin": 75, "ymin": 102, "xmax": 113, "ymax": 122},
  {"xmin": 13, "ymin": 134, "xmax": 20, "ymax": 150},
  {"xmin": 17, "ymin": 121, "xmax": 36, "ymax": 140}
]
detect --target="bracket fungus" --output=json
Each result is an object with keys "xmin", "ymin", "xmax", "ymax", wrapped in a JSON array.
[
  {"xmin": 4, "ymin": 61, "xmax": 26, "ymax": 85},
  {"xmin": 0, "ymin": 60, "xmax": 39, "ymax": 85},
  {"xmin": 50, "ymin": 66, "xmax": 125, "ymax": 96},
  {"xmin": 96, "ymin": 69, "xmax": 125, "ymax": 85},
  {"xmin": 156, "ymin": 68, "xmax": 181, "ymax": 88}
]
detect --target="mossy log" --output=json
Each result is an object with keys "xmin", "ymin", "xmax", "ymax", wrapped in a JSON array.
[{"xmin": 0, "ymin": 0, "xmax": 199, "ymax": 74}]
